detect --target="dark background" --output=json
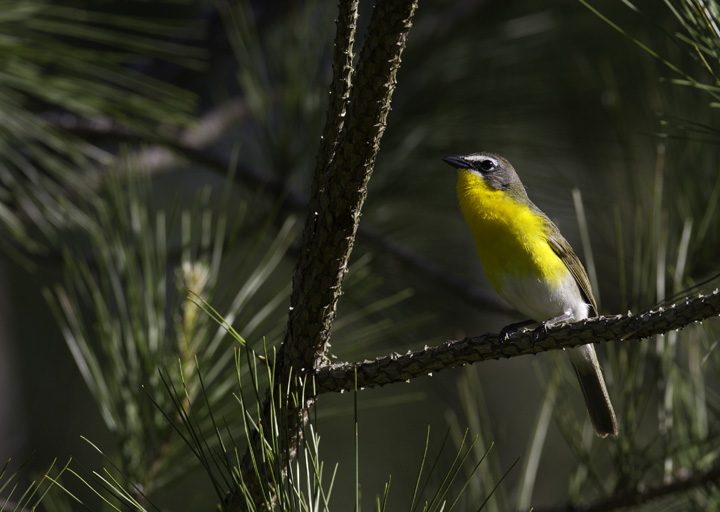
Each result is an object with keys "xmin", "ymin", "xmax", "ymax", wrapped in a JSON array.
[{"xmin": 1, "ymin": 0, "xmax": 719, "ymax": 510}]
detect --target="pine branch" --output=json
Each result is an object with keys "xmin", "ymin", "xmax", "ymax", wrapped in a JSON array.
[
  {"xmin": 315, "ymin": 0, "xmax": 358, "ymax": 174},
  {"xmin": 279, "ymin": 0, "xmax": 417, "ymax": 373},
  {"xmin": 531, "ymin": 460, "xmax": 720, "ymax": 512},
  {"xmin": 230, "ymin": 0, "xmax": 419, "ymax": 509},
  {"xmin": 314, "ymin": 290, "xmax": 720, "ymax": 393}
]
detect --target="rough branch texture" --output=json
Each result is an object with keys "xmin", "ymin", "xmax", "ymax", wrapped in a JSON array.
[
  {"xmin": 281, "ymin": 0, "xmax": 418, "ymax": 374},
  {"xmin": 233, "ymin": 1, "xmax": 419, "ymax": 509},
  {"xmin": 314, "ymin": 0, "xmax": 357, "ymax": 175},
  {"xmin": 315, "ymin": 290, "xmax": 720, "ymax": 393}
]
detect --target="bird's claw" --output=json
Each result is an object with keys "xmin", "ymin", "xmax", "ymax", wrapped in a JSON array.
[{"xmin": 531, "ymin": 322, "xmax": 549, "ymax": 348}]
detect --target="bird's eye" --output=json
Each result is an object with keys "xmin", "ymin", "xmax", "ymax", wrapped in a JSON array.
[{"xmin": 479, "ymin": 160, "xmax": 495, "ymax": 171}]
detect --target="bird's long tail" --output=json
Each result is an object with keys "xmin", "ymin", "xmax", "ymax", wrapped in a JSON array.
[{"xmin": 568, "ymin": 344, "xmax": 618, "ymax": 437}]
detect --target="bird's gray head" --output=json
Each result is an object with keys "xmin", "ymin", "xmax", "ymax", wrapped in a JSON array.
[{"xmin": 441, "ymin": 152, "xmax": 521, "ymax": 191}]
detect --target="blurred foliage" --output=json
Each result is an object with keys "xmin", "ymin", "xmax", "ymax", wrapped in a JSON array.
[
  {"xmin": 0, "ymin": 457, "xmax": 70, "ymax": 511},
  {"xmin": 1, "ymin": 0, "xmax": 720, "ymax": 511},
  {"xmin": 43, "ymin": 165, "xmax": 301, "ymax": 496},
  {"xmin": 0, "ymin": 0, "xmax": 202, "ymax": 256}
]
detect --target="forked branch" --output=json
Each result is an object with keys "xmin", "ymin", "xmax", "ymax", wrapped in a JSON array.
[{"xmin": 231, "ymin": 0, "xmax": 419, "ymax": 509}]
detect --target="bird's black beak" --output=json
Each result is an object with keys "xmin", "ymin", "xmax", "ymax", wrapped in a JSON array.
[{"xmin": 442, "ymin": 155, "xmax": 470, "ymax": 170}]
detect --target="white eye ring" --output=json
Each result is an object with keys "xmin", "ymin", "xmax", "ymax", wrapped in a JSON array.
[
  {"xmin": 479, "ymin": 159, "xmax": 495, "ymax": 171},
  {"xmin": 466, "ymin": 155, "xmax": 497, "ymax": 171}
]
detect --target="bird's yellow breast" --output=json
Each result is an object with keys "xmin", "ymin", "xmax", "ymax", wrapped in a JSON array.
[{"xmin": 456, "ymin": 169, "xmax": 568, "ymax": 293}]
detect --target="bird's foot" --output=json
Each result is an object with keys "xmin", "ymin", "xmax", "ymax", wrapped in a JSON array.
[
  {"xmin": 531, "ymin": 322, "xmax": 550, "ymax": 347},
  {"xmin": 531, "ymin": 312, "xmax": 574, "ymax": 348}
]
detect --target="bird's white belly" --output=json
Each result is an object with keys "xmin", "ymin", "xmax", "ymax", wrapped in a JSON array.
[{"xmin": 495, "ymin": 271, "xmax": 590, "ymax": 322}]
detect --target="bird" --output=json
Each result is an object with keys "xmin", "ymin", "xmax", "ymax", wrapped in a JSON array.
[{"xmin": 442, "ymin": 151, "xmax": 618, "ymax": 437}]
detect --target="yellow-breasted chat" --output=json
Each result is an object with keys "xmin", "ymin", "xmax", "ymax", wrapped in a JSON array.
[{"xmin": 443, "ymin": 152, "xmax": 618, "ymax": 438}]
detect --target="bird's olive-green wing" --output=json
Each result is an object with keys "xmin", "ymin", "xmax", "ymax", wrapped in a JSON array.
[{"xmin": 546, "ymin": 226, "xmax": 598, "ymax": 317}]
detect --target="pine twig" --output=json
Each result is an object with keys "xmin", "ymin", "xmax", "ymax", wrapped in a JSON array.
[
  {"xmin": 314, "ymin": 290, "xmax": 720, "ymax": 393},
  {"xmin": 531, "ymin": 460, "xmax": 720, "ymax": 512}
]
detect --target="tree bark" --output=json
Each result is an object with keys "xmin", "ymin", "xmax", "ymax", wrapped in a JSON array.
[
  {"xmin": 314, "ymin": 290, "xmax": 720, "ymax": 393},
  {"xmin": 232, "ymin": 1, "xmax": 419, "ymax": 509}
]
